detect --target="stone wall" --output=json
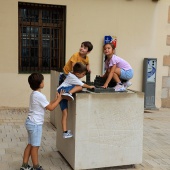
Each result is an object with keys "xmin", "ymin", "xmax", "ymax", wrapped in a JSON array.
[
  {"xmin": 161, "ymin": 6, "xmax": 170, "ymax": 108},
  {"xmin": 162, "ymin": 55, "xmax": 170, "ymax": 107}
]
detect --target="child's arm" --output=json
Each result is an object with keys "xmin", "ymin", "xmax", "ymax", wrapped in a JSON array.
[
  {"xmin": 71, "ymin": 62, "xmax": 76, "ymax": 71},
  {"xmin": 82, "ymin": 84, "xmax": 95, "ymax": 89},
  {"xmin": 45, "ymin": 90, "xmax": 64, "ymax": 111},
  {"xmin": 102, "ymin": 65, "xmax": 116, "ymax": 88},
  {"xmin": 101, "ymin": 70, "xmax": 108, "ymax": 78},
  {"xmin": 86, "ymin": 64, "xmax": 91, "ymax": 73}
]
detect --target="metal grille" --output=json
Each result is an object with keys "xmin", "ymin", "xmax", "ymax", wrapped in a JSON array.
[{"xmin": 18, "ymin": 2, "xmax": 66, "ymax": 73}]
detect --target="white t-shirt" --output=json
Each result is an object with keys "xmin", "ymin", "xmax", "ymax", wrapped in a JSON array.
[
  {"xmin": 57, "ymin": 72, "xmax": 84, "ymax": 90},
  {"xmin": 28, "ymin": 91, "xmax": 49, "ymax": 125}
]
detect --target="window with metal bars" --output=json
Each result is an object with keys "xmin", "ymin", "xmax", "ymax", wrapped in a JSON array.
[{"xmin": 18, "ymin": 2, "xmax": 66, "ymax": 73}]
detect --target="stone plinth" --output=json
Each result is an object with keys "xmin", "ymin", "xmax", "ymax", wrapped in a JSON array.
[
  {"xmin": 50, "ymin": 70, "xmax": 60, "ymax": 126},
  {"xmin": 55, "ymin": 91, "xmax": 144, "ymax": 170}
]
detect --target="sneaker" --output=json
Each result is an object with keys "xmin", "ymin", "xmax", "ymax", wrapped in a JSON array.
[
  {"xmin": 114, "ymin": 84, "xmax": 126, "ymax": 92},
  {"xmin": 63, "ymin": 130, "xmax": 73, "ymax": 139},
  {"xmin": 123, "ymin": 81, "xmax": 132, "ymax": 89},
  {"xmin": 113, "ymin": 83, "xmax": 122, "ymax": 90},
  {"xmin": 67, "ymin": 129, "xmax": 71, "ymax": 133},
  {"xmin": 33, "ymin": 166, "xmax": 44, "ymax": 170},
  {"xmin": 62, "ymin": 93, "xmax": 74, "ymax": 101},
  {"xmin": 20, "ymin": 165, "xmax": 33, "ymax": 170}
]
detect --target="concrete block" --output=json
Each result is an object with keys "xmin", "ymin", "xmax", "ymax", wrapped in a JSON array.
[
  {"xmin": 163, "ymin": 55, "xmax": 170, "ymax": 66},
  {"xmin": 56, "ymin": 91, "xmax": 144, "ymax": 170},
  {"xmin": 166, "ymin": 35, "xmax": 170, "ymax": 46},
  {"xmin": 50, "ymin": 70, "xmax": 60, "ymax": 127},
  {"xmin": 161, "ymin": 88, "xmax": 169, "ymax": 98},
  {"xmin": 162, "ymin": 76, "xmax": 170, "ymax": 88},
  {"xmin": 162, "ymin": 98, "xmax": 170, "ymax": 108}
]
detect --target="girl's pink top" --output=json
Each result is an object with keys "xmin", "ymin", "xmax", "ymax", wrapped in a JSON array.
[{"xmin": 105, "ymin": 54, "xmax": 132, "ymax": 70}]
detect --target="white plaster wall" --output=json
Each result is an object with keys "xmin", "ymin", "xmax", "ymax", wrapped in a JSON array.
[{"xmin": 0, "ymin": 0, "xmax": 170, "ymax": 107}]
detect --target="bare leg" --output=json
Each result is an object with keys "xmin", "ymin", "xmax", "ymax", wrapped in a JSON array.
[
  {"xmin": 22, "ymin": 144, "xmax": 31, "ymax": 164},
  {"xmin": 113, "ymin": 73, "xmax": 121, "ymax": 83},
  {"xmin": 69, "ymin": 85, "xmax": 82, "ymax": 94},
  {"xmin": 113, "ymin": 67, "xmax": 121, "ymax": 83},
  {"xmin": 107, "ymin": 67, "xmax": 121, "ymax": 83},
  {"xmin": 62, "ymin": 109, "xmax": 68, "ymax": 131},
  {"xmin": 31, "ymin": 146, "xmax": 39, "ymax": 167}
]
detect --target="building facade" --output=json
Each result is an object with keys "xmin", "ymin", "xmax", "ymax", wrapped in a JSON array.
[{"xmin": 0, "ymin": 0, "xmax": 170, "ymax": 108}]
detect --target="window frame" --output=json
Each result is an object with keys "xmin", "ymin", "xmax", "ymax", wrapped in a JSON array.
[{"xmin": 18, "ymin": 2, "xmax": 66, "ymax": 73}]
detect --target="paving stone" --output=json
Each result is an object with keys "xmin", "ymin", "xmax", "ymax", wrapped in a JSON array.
[{"xmin": 0, "ymin": 108, "xmax": 170, "ymax": 169}]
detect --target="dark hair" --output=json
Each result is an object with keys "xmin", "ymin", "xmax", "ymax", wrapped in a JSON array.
[
  {"xmin": 73, "ymin": 62, "xmax": 87, "ymax": 73},
  {"xmin": 103, "ymin": 43, "xmax": 115, "ymax": 50},
  {"xmin": 28, "ymin": 73, "xmax": 44, "ymax": 90},
  {"xmin": 103, "ymin": 43, "xmax": 116, "ymax": 62},
  {"xmin": 81, "ymin": 41, "xmax": 93, "ymax": 52}
]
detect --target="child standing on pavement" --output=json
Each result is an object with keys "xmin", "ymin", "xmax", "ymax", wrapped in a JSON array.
[
  {"xmin": 101, "ymin": 43, "xmax": 133, "ymax": 91},
  {"xmin": 59, "ymin": 41, "xmax": 93, "ymax": 85},
  {"xmin": 20, "ymin": 73, "xmax": 63, "ymax": 170},
  {"xmin": 57, "ymin": 62, "xmax": 95, "ymax": 139}
]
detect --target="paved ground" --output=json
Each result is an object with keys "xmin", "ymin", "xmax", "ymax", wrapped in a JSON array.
[{"xmin": 0, "ymin": 107, "xmax": 170, "ymax": 170}]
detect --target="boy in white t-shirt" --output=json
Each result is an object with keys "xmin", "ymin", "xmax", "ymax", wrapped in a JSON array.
[
  {"xmin": 20, "ymin": 73, "xmax": 63, "ymax": 170},
  {"xmin": 57, "ymin": 62, "xmax": 95, "ymax": 139}
]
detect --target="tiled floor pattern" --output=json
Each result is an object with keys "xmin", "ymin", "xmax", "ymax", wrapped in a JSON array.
[{"xmin": 0, "ymin": 107, "xmax": 170, "ymax": 170}]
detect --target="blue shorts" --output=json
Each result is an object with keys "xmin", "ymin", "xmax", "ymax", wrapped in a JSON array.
[
  {"xmin": 120, "ymin": 69, "xmax": 134, "ymax": 80},
  {"xmin": 58, "ymin": 85, "xmax": 75, "ymax": 111},
  {"xmin": 25, "ymin": 118, "xmax": 42, "ymax": 147}
]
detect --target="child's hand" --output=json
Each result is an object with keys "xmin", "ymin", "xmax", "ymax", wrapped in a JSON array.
[
  {"xmin": 102, "ymin": 83, "xmax": 108, "ymax": 89},
  {"xmin": 89, "ymin": 86, "xmax": 95, "ymax": 89},
  {"xmin": 56, "ymin": 90, "xmax": 65, "ymax": 99},
  {"xmin": 87, "ymin": 69, "xmax": 91, "ymax": 73}
]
